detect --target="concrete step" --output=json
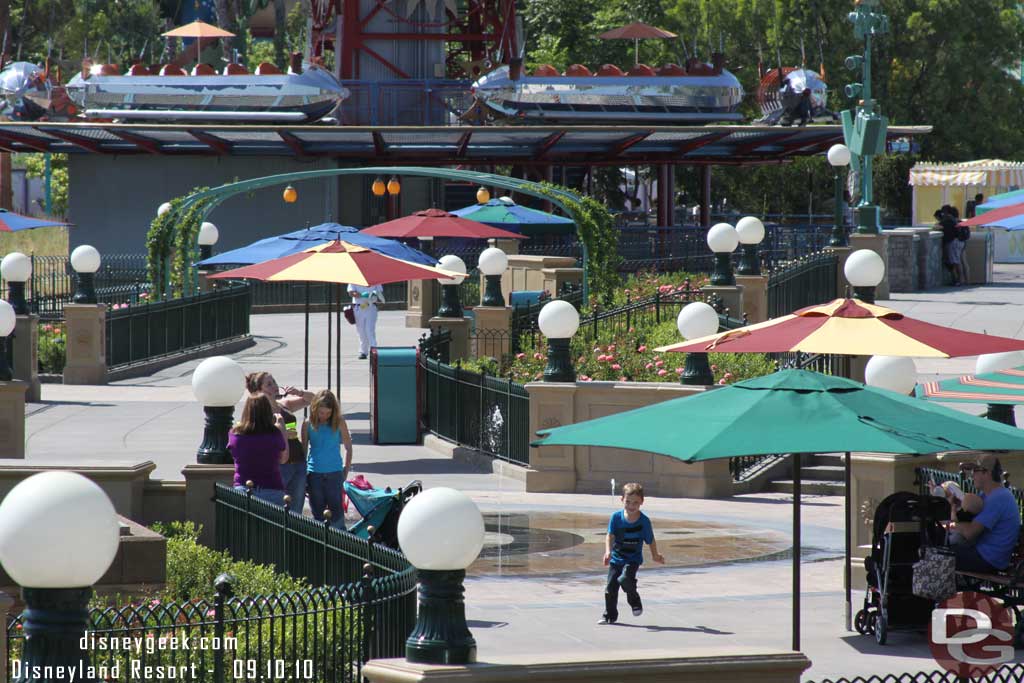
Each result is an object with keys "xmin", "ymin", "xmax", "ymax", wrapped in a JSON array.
[
  {"xmin": 809, "ymin": 454, "xmax": 846, "ymax": 467},
  {"xmin": 801, "ymin": 465, "xmax": 847, "ymax": 481},
  {"xmin": 765, "ymin": 479, "xmax": 845, "ymax": 496}
]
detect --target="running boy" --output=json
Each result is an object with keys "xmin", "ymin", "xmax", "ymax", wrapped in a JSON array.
[{"xmin": 600, "ymin": 482, "xmax": 665, "ymax": 624}]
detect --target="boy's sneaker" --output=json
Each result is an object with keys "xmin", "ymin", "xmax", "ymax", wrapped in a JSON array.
[
  {"xmin": 632, "ymin": 607, "xmax": 643, "ymax": 617},
  {"xmin": 597, "ymin": 616, "xmax": 616, "ymax": 625}
]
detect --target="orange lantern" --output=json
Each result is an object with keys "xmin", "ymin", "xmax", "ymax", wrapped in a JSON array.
[
  {"xmin": 387, "ymin": 177, "xmax": 401, "ymax": 195},
  {"xmin": 282, "ymin": 185, "xmax": 298, "ymax": 203},
  {"xmin": 476, "ymin": 186, "xmax": 491, "ymax": 204},
  {"xmin": 371, "ymin": 177, "xmax": 386, "ymax": 196}
]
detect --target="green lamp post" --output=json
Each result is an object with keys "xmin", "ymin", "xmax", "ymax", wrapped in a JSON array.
[
  {"xmin": 677, "ymin": 302, "xmax": 718, "ymax": 386},
  {"xmin": 843, "ymin": 0, "xmax": 890, "ymax": 235},
  {"xmin": 436, "ymin": 255, "xmax": 467, "ymax": 318},
  {"xmin": 827, "ymin": 144, "xmax": 852, "ymax": 247},
  {"xmin": 539, "ymin": 300, "xmax": 580, "ymax": 382}
]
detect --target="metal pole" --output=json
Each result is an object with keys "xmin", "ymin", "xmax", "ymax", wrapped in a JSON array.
[
  {"xmin": 336, "ymin": 283, "xmax": 341, "ymax": 399},
  {"xmin": 792, "ymin": 454, "xmax": 801, "ymax": 652},
  {"xmin": 304, "ymin": 282, "xmax": 310, "ymax": 392},
  {"xmin": 845, "ymin": 451, "xmax": 852, "ymax": 633},
  {"xmin": 327, "ymin": 283, "xmax": 333, "ymax": 395}
]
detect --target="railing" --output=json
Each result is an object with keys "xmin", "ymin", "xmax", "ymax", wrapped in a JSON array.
[
  {"xmin": 418, "ymin": 336, "xmax": 530, "ymax": 467},
  {"xmin": 337, "ymin": 79, "xmax": 473, "ymax": 126},
  {"xmin": 105, "ymin": 284, "xmax": 251, "ymax": 369},
  {"xmin": 916, "ymin": 466, "xmax": 1024, "ymax": 514},
  {"xmin": 766, "ymin": 251, "xmax": 839, "ymax": 319},
  {"xmin": 810, "ymin": 662, "xmax": 1024, "ymax": 683},
  {"xmin": 509, "ymin": 285, "xmax": 583, "ymax": 354},
  {"xmin": 244, "ymin": 280, "xmax": 408, "ymax": 310}
]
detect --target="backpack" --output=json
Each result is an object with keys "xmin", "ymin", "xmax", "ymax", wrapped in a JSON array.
[{"xmin": 958, "ymin": 224, "xmax": 971, "ymax": 241}]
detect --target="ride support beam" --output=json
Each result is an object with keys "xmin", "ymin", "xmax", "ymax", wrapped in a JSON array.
[{"xmin": 699, "ymin": 166, "xmax": 712, "ymax": 227}]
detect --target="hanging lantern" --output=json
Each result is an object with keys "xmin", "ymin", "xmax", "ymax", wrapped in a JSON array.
[
  {"xmin": 371, "ymin": 177, "xmax": 386, "ymax": 196},
  {"xmin": 282, "ymin": 185, "xmax": 298, "ymax": 203},
  {"xmin": 476, "ymin": 186, "xmax": 491, "ymax": 204},
  {"xmin": 387, "ymin": 176, "xmax": 401, "ymax": 195}
]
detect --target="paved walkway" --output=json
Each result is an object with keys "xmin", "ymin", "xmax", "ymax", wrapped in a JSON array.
[{"xmin": 14, "ymin": 265, "xmax": 1024, "ymax": 681}]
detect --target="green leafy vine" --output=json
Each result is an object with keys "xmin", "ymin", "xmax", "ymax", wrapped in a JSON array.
[
  {"xmin": 145, "ymin": 187, "xmax": 211, "ymax": 298},
  {"xmin": 536, "ymin": 182, "xmax": 621, "ymax": 306}
]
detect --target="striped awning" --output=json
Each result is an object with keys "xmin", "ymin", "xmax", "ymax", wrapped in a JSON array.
[
  {"xmin": 916, "ymin": 367, "xmax": 1024, "ymax": 405},
  {"xmin": 909, "ymin": 159, "xmax": 1024, "ymax": 187}
]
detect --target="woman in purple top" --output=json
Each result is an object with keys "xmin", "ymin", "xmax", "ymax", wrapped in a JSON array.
[{"xmin": 228, "ymin": 393, "xmax": 289, "ymax": 506}]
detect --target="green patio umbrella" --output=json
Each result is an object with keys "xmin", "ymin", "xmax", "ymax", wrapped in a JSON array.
[
  {"xmin": 533, "ymin": 369, "xmax": 1024, "ymax": 650},
  {"xmin": 917, "ymin": 365, "xmax": 1024, "ymax": 426}
]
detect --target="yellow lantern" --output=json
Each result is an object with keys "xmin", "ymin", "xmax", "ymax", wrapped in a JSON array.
[
  {"xmin": 282, "ymin": 185, "xmax": 298, "ymax": 203},
  {"xmin": 371, "ymin": 177, "xmax": 386, "ymax": 196},
  {"xmin": 387, "ymin": 176, "xmax": 401, "ymax": 195},
  {"xmin": 476, "ymin": 186, "xmax": 491, "ymax": 204}
]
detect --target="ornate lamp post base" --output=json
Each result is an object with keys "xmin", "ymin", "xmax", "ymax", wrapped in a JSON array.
[
  {"xmin": 851, "ymin": 285, "xmax": 876, "ymax": 305},
  {"xmin": 405, "ymin": 569, "xmax": 477, "ymax": 665},
  {"xmin": 710, "ymin": 253, "xmax": 735, "ymax": 286},
  {"xmin": 436, "ymin": 284, "xmax": 463, "ymax": 318},
  {"xmin": 481, "ymin": 274, "xmax": 505, "ymax": 307},
  {"xmin": 543, "ymin": 338, "xmax": 575, "ymax": 382},
  {"xmin": 15, "ymin": 587, "xmax": 98, "ymax": 683},
  {"xmin": 72, "ymin": 273, "xmax": 97, "ymax": 305},
  {"xmin": 829, "ymin": 172, "xmax": 849, "ymax": 247},
  {"xmin": 855, "ymin": 205, "xmax": 881, "ymax": 235},
  {"xmin": 196, "ymin": 406, "xmax": 235, "ymax": 464},
  {"xmin": 680, "ymin": 351, "xmax": 714, "ymax": 386},
  {"xmin": 7, "ymin": 282, "xmax": 29, "ymax": 315},
  {"xmin": 736, "ymin": 245, "xmax": 761, "ymax": 276},
  {"xmin": 986, "ymin": 403, "xmax": 1016, "ymax": 427},
  {"xmin": 0, "ymin": 337, "xmax": 11, "ymax": 381}
]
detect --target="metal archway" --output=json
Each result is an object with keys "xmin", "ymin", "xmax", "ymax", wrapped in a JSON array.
[{"xmin": 173, "ymin": 166, "xmax": 590, "ymax": 302}]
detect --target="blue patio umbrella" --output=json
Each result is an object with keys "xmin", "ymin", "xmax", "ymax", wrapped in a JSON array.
[
  {"xmin": 0, "ymin": 208, "xmax": 72, "ymax": 232},
  {"xmin": 450, "ymin": 197, "xmax": 575, "ymax": 237},
  {"xmin": 195, "ymin": 222, "xmax": 437, "ymax": 267}
]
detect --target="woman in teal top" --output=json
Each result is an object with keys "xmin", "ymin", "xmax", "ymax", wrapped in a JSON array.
[{"xmin": 301, "ymin": 390, "xmax": 353, "ymax": 528}]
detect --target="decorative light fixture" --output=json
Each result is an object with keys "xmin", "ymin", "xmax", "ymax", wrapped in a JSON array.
[
  {"xmin": 70, "ymin": 245, "xmax": 102, "ymax": 305},
  {"xmin": 1, "ymin": 252, "xmax": 32, "ymax": 315},
  {"xmin": 191, "ymin": 356, "xmax": 246, "ymax": 464},
  {"xmin": 864, "ymin": 355, "xmax": 917, "ymax": 395},
  {"xmin": 676, "ymin": 302, "xmax": 718, "ymax": 385},
  {"xmin": 706, "ymin": 223, "xmax": 739, "ymax": 286},
  {"xmin": 435, "ymin": 255, "xmax": 467, "ymax": 318},
  {"xmin": 157, "ymin": 201, "xmax": 172, "ymax": 217},
  {"xmin": 827, "ymin": 144, "xmax": 852, "ymax": 247},
  {"xmin": 477, "ymin": 247, "xmax": 508, "ymax": 307},
  {"xmin": 843, "ymin": 249, "xmax": 884, "ymax": 304},
  {"xmin": 0, "ymin": 300, "xmax": 14, "ymax": 381},
  {"xmin": 282, "ymin": 185, "xmax": 298, "ymax": 203},
  {"xmin": 197, "ymin": 222, "xmax": 220, "ymax": 261},
  {"xmin": 735, "ymin": 216, "xmax": 766, "ymax": 276},
  {"xmin": 397, "ymin": 487, "xmax": 485, "ymax": 664},
  {"xmin": 538, "ymin": 299, "xmax": 580, "ymax": 382},
  {"xmin": 976, "ymin": 352, "xmax": 1024, "ymax": 426},
  {"xmin": 0, "ymin": 472, "xmax": 120, "ymax": 680},
  {"xmin": 371, "ymin": 177, "xmax": 386, "ymax": 197},
  {"xmin": 476, "ymin": 186, "xmax": 491, "ymax": 204},
  {"xmin": 387, "ymin": 176, "xmax": 401, "ymax": 195}
]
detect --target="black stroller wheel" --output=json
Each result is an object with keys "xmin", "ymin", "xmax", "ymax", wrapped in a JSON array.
[
  {"xmin": 874, "ymin": 611, "xmax": 888, "ymax": 645},
  {"xmin": 854, "ymin": 609, "xmax": 871, "ymax": 635}
]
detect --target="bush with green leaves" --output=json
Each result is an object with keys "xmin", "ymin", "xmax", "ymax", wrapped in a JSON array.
[{"xmin": 37, "ymin": 321, "xmax": 66, "ymax": 374}]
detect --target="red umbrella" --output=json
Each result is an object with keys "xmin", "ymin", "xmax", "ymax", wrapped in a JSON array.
[
  {"xmin": 362, "ymin": 208, "xmax": 527, "ymax": 241},
  {"xmin": 960, "ymin": 202, "xmax": 1024, "ymax": 227},
  {"xmin": 599, "ymin": 22, "xmax": 678, "ymax": 64}
]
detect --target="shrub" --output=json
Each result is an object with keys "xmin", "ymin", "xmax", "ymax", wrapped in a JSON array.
[
  {"xmin": 37, "ymin": 321, "xmax": 66, "ymax": 374},
  {"xmin": 609, "ymin": 270, "xmax": 710, "ymax": 307}
]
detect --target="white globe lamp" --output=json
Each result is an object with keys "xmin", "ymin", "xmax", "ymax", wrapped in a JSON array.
[
  {"xmin": 864, "ymin": 355, "xmax": 917, "ymax": 395},
  {"xmin": 477, "ymin": 247, "xmax": 508, "ymax": 307},
  {"xmin": 397, "ymin": 487, "xmax": 484, "ymax": 664},
  {"xmin": 436, "ymin": 255, "xmax": 467, "ymax": 318},
  {"xmin": 677, "ymin": 302, "xmax": 719, "ymax": 385},
  {"xmin": 157, "ymin": 201, "xmax": 172, "ymax": 217},
  {"xmin": 191, "ymin": 356, "xmax": 245, "ymax": 463},
  {"xmin": 1, "ymin": 252, "xmax": 31, "ymax": 314},
  {"xmin": 844, "ymin": 249, "xmax": 885, "ymax": 303},
  {"xmin": 0, "ymin": 299, "xmax": 14, "ymax": 381},
  {"xmin": 538, "ymin": 299, "xmax": 580, "ymax": 382},
  {"xmin": 735, "ymin": 217, "xmax": 765, "ymax": 275},
  {"xmin": 70, "ymin": 245, "xmax": 101, "ymax": 304},
  {"xmin": 707, "ymin": 223, "xmax": 739, "ymax": 285}
]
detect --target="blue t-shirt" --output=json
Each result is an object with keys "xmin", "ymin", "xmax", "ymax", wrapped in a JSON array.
[
  {"xmin": 975, "ymin": 487, "xmax": 1021, "ymax": 570},
  {"xmin": 306, "ymin": 424, "xmax": 344, "ymax": 474},
  {"xmin": 607, "ymin": 510, "xmax": 654, "ymax": 566}
]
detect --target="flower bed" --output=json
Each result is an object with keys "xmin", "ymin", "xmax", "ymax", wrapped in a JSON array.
[{"xmin": 38, "ymin": 321, "xmax": 66, "ymax": 374}]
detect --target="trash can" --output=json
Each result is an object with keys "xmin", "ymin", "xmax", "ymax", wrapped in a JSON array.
[{"xmin": 370, "ymin": 346, "xmax": 419, "ymax": 444}]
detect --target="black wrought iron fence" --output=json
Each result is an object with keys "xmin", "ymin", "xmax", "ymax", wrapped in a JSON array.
[
  {"xmin": 105, "ymin": 284, "xmax": 251, "ymax": 369},
  {"xmin": 811, "ymin": 662, "xmax": 1024, "ymax": 683},
  {"xmin": 916, "ymin": 466, "xmax": 1024, "ymax": 514},
  {"xmin": 766, "ymin": 251, "xmax": 839, "ymax": 319},
  {"xmin": 509, "ymin": 284, "xmax": 584, "ymax": 355},
  {"xmin": 418, "ymin": 347, "xmax": 530, "ymax": 467},
  {"xmin": 242, "ymin": 280, "xmax": 407, "ymax": 309}
]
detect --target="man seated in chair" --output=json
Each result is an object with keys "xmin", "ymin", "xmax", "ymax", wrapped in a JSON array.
[{"xmin": 948, "ymin": 454, "xmax": 1021, "ymax": 574}]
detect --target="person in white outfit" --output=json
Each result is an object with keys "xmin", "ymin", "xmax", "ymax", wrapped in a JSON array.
[{"xmin": 347, "ymin": 283, "xmax": 385, "ymax": 359}]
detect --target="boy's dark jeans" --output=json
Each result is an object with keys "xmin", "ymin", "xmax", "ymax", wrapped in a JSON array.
[{"xmin": 604, "ymin": 563, "xmax": 641, "ymax": 622}]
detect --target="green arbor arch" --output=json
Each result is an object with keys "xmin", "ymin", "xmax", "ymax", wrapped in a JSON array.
[{"xmin": 150, "ymin": 166, "xmax": 620, "ymax": 305}]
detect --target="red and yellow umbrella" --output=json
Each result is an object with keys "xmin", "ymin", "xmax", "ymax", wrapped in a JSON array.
[
  {"xmin": 207, "ymin": 239, "xmax": 461, "ymax": 285},
  {"xmin": 656, "ymin": 298, "xmax": 1024, "ymax": 358}
]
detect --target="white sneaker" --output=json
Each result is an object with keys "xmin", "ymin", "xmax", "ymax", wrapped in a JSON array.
[{"xmin": 632, "ymin": 607, "xmax": 643, "ymax": 617}]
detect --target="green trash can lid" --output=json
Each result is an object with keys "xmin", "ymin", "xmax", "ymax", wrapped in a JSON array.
[{"xmin": 375, "ymin": 347, "xmax": 418, "ymax": 366}]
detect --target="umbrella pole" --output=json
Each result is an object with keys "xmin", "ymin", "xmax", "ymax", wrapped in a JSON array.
[
  {"xmin": 304, "ymin": 282, "xmax": 310, "ymax": 394},
  {"xmin": 327, "ymin": 284, "xmax": 333, "ymax": 395},
  {"xmin": 792, "ymin": 454, "xmax": 801, "ymax": 652},
  {"xmin": 845, "ymin": 450, "xmax": 852, "ymax": 633},
  {"xmin": 634, "ymin": 38, "xmax": 639, "ymax": 65},
  {"xmin": 335, "ymin": 284, "xmax": 341, "ymax": 399}
]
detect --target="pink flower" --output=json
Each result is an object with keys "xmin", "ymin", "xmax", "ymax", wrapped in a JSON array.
[
  {"xmin": 657, "ymin": 369, "xmax": 668, "ymax": 376},
  {"xmin": 608, "ymin": 344, "xmax": 616, "ymax": 352},
  {"xmin": 533, "ymin": 353, "xmax": 544, "ymax": 360},
  {"xmin": 653, "ymin": 356, "xmax": 660, "ymax": 362},
  {"xmin": 637, "ymin": 345, "xmax": 647, "ymax": 352},
  {"xmin": 675, "ymin": 367, "xmax": 684, "ymax": 374},
  {"xmin": 619, "ymin": 376, "xmax": 628, "ymax": 381},
  {"xmin": 724, "ymin": 372, "xmax": 734, "ymax": 380},
  {"xmin": 206, "ymin": 609, "xmax": 216, "ymax": 617},
  {"xmin": 655, "ymin": 360, "xmax": 664, "ymax": 368},
  {"xmin": 583, "ymin": 376, "xmax": 594, "ymax": 382},
  {"xmin": 645, "ymin": 362, "xmax": 654, "ymax": 370},
  {"xmin": 42, "ymin": 324, "xmax": 52, "ymax": 333},
  {"xmin": 580, "ymin": 374, "xmax": 591, "ymax": 381},
  {"xmin": 515, "ymin": 353, "xmax": 526, "ymax": 360},
  {"xmin": 710, "ymin": 364, "xmax": 718, "ymax": 371},
  {"xmin": 629, "ymin": 327, "xmax": 635, "ymax": 333},
  {"xmin": 623, "ymin": 289, "xmax": 630, "ymax": 294},
  {"xmin": 718, "ymin": 379, "xmax": 727, "ymax": 385},
  {"xmin": 611, "ymin": 363, "xmax": 621, "ymax": 370}
]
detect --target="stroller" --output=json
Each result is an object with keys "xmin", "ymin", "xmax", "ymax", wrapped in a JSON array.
[
  {"xmin": 342, "ymin": 478, "xmax": 422, "ymax": 549},
  {"xmin": 855, "ymin": 491, "xmax": 950, "ymax": 645}
]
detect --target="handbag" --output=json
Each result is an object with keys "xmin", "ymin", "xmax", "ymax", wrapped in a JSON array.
[
  {"xmin": 912, "ymin": 546, "xmax": 956, "ymax": 602},
  {"xmin": 343, "ymin": 305, "xmax": 356, "ymax": 325}
]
